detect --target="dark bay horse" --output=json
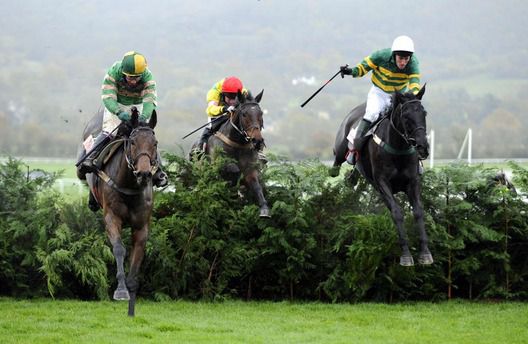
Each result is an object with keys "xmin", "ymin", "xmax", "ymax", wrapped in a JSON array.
[
  {"xmin": 191, "ymin": 89, "xmax": 270, "ymax": 218},
  {"xmin": 332, "ymin": 85, "xmax": 433, "ymax": 266},
  {"xmin": 78, "ymin": 108, "xmax": 158, "ymax": 316}
]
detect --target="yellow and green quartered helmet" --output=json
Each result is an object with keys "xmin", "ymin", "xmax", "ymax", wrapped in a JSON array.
[{"xmin": 121, "ymin": 51, "xmax": 147, "ymax": 76}]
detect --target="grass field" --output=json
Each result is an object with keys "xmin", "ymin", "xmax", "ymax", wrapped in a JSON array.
[{"xmin": 0, "ymin": 298, "xmax": 526, "ymax": 344}]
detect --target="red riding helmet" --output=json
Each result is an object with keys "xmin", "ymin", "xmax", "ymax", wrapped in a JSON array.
[{"xmin": 222, "ymin": 76, "xmax": 243, "ymax": 93}]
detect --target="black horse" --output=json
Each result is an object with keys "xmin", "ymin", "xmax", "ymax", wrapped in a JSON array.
[
  {"xmin": 77, "ymin": 108, "xmax": 158, "ymax": 316},
  {"xmin": 190, "ymin": 90, "xmax": 270, "ymax": 218},
  {"xmin": 332, "ymin": 85, "xmax": 433, "ymax": 266}
]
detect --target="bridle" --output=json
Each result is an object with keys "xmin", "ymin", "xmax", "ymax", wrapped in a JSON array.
[
  {"xmin": 124, "ymin": 126, "xmax": 158, "ymax": 176},
  {"xmin": 389, "ymin": 99, "xmax": 426, "ymax": 147},
  {"xmin": 228, "ymin": 102, "xmax": 263, "ymax": 143}
]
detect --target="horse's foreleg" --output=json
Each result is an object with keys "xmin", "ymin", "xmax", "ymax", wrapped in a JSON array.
[
  {"xmin": 407, "ymin": 183, "xmax": 433, "ymax": 265},
  {"xmin": 245, "ymin": 170, "xmax": 270, "ymax": 218},
  {"xmin": 377, "ymin": 182, "xmax": 413, "ymax": 266},
  {"xmin": 126, "ymin": 225, "xmax": 148, "ymax": 316},
  {"xmin": 105, "ymin": 213, "xmax": 130, "ymax": 301}
]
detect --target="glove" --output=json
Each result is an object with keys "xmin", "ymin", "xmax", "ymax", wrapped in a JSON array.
[
  {"xmin": 117, "ymin": 111, "xmax": 131, "ymax": 121},
  {"xmin": 340, "ymin": 65, "xmax": 352, "ymax": 78},
  {"xmin": 223, "ymin": 105, "xmax": 236, "ymax": 113}
]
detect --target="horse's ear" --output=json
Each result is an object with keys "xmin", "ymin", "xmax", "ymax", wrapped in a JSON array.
[
  {"xmin": 416, "ymin": 83, "xmax": 426, "ymax": 100},
  {"xmin": 254, "ymin": 89, "xmax": 264, "ymax": 103},
  {"xmin": 131, "ymin": 108, "xmax": 139, "ymax": 127},
  {"xmin": 149, "ymin": 110, "xmax": 157, "ymax": 129},
  {"xmin": 238, "ymin": 90, "xmax": 246, "ymax": 104}
]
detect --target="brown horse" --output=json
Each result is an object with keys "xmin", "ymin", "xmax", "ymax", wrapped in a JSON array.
[
  {"xmin": 190, "ymin": 90, "xmax": 270, "ymax": 218},
  {"xmin": 78, "ymin": 108, "xmax": 158, "ymax": 316}
]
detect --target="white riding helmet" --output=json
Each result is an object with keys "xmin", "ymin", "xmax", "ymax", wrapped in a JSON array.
[{"xmin": 391, "ymin": 35, "xmax": 415, "ymax": 54}]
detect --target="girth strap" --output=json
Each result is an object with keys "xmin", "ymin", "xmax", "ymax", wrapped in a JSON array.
[{"xmin": 96, "ymin": 170, "xmax": 141, "ymax": 195}]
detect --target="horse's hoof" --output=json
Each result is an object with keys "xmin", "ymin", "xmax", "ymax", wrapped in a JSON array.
[
  {"xmin": 113, "ymin": 288, "xmax": 130, "ymax": 301},
  {"xmin": 328, "ymin": 166, "xmax": 340, "ymax": 177},
  {"xmin": 259, "ymin": 207, "xmax": 271, "ymax": 218},
  {"xmin": 400, "ymin": 255, "xmax": 414, "ymax": 267},
  {"xmin": 418, "ymin": 253, "xmax": 434, "ymax": 265}
]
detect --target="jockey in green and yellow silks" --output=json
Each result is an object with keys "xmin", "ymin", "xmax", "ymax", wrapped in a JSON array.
[
  {"xmin": 340, "ymin": 35, "xmax": 421, "ymax": 165},
  {"xmin": 101, "ymin": 51, "xmax": 157, "ymax": 129},
  {"xmin": 78, "ymin": 51, "xmax": 167, "ymax": 187}
]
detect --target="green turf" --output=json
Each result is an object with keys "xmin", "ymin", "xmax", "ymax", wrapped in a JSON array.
[{"xmin": 0, "ymin": 298, "xmax": 526, "ymax": 344}]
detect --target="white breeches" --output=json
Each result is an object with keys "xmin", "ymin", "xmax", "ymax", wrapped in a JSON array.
[
  {"xmin": 364, "ymin": 86, "xmax": 392, "ymax": 123},
  {"xmin": 102, "ymin": 104, "xmax": 143, "ymax": 133}
]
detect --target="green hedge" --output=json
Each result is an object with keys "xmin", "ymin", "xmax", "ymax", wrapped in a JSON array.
[{"xmin": 1, "ymin": 155, "xmax": 527, "ymax": 302}]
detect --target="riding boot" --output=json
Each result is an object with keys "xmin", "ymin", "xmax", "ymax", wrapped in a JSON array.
[
  {"xmin": 153, "ymin": 151, "xmax": 168, "ymax": 188},
  {"xmin": 78, "ymin": 132, "xmax": 112, "ymax": 175},
  {"xmin": 199, "ymin": 127, "xmax": 212, "ymax": 152},
  {"xmin": 346, "ymin": 119, "xmax": 372, "ymax": 165}
]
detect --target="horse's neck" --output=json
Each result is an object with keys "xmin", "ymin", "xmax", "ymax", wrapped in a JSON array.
[
  {"xmin": 106, "ymin": 148, "xmax": 134, "ymax": 183},
  {"xmin": 383, "ymin": 108, "xmax": 408, "ymax": 150},
  {"xmin": 222, "ymin": 117, "xmax": 246, "ymax": 143}
]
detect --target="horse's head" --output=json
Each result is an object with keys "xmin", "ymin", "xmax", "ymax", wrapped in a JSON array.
[
  {"xmin": 232, "ymin": 89, "xmax": 265, "ymax": 150},
  {"xmin": 127, "ymin": 108, "xmax": 158, "ymax": 186},
  {"xmin": 394, "ymin": 84, "xmax": 429, "ymax": 159}
]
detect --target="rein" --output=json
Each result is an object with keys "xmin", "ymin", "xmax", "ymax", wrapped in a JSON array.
[
  {"xmin": 96, "ymin": 126, "xmax": 158, "ymax": 196},
  {"xmin": 389, "ymin": 99, "xmax": 425, "ymax": 145},
  {"xmin": 221, "ymin": 102, "xmax": 263, "ymax": 149},
  {"xmin": 372, "ymin": 98, "xmax": 424, "ymax": 155}
]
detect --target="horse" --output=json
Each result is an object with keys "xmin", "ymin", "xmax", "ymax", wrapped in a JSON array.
[
  {"xmin": 190, "ymin": 89, "xmax": 270, "ymax": 218},
  {"xmin": 77, "ymin": 107, "xmax": 158, "ymax": 316},
  {"xmin": 332, "ymin": 85, "xmax": 433, "ymax": 266}
]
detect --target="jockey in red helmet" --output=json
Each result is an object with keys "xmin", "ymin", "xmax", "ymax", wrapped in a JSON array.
[{"xmin": 195, "ymin": 76, "xmax": 249, "ymax": 152}]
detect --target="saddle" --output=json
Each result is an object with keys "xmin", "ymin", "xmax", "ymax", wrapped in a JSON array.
[
  {"xmin": 94, "ymin": 139, "xmax": 125, "ymax": 170},
  {"xmin": 351, "ymin": 117, "xmax": 385, "ymax": 153}
]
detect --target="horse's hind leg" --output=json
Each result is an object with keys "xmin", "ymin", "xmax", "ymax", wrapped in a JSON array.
[
  {"xmin": 245, "ymin": 170, "xmax": 270, "ymax": 218},
  {"xmin": 105, "ymin": 213, "xmax": 130, "ymax": 300},
  {"xmin": 126, "ymin": 225, "xmax": 149, "ymax": 317}
]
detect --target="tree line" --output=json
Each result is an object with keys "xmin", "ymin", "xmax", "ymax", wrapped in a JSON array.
[{"xmin": 1, "ymin": 155, "xmax": 527, "ymax": 302}]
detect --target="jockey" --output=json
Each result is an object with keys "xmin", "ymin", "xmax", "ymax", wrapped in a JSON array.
[
  {"xmin": 195, "ymin": 76, "xmax": 267, "ymax": 163},
  {"xmin": 78, "ymin": 51, "xmax": 168, "ymax": 187},
  {"xmin": 196, "ymin": 76, "xmax": 249, "ymax": 152},
  {"xmin": 340, "ymin": 35, "xmax": 420, "ymax": 165}
]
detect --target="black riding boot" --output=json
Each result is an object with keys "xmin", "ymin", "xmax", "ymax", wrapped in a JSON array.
[
  {"xmin": 78, "ymin": 132, "xmax": 112, "ymax": 175},
  {"xmin": 199, "ymin": 127, "xmax": 212, "ymax": 151},
  {"xmin": 153, "ymin": 151, "xmax": 168, "ymax": 188},
  {"xmin": 346, "ymin": 119, "xmax": 372, "ymax": 165}
]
